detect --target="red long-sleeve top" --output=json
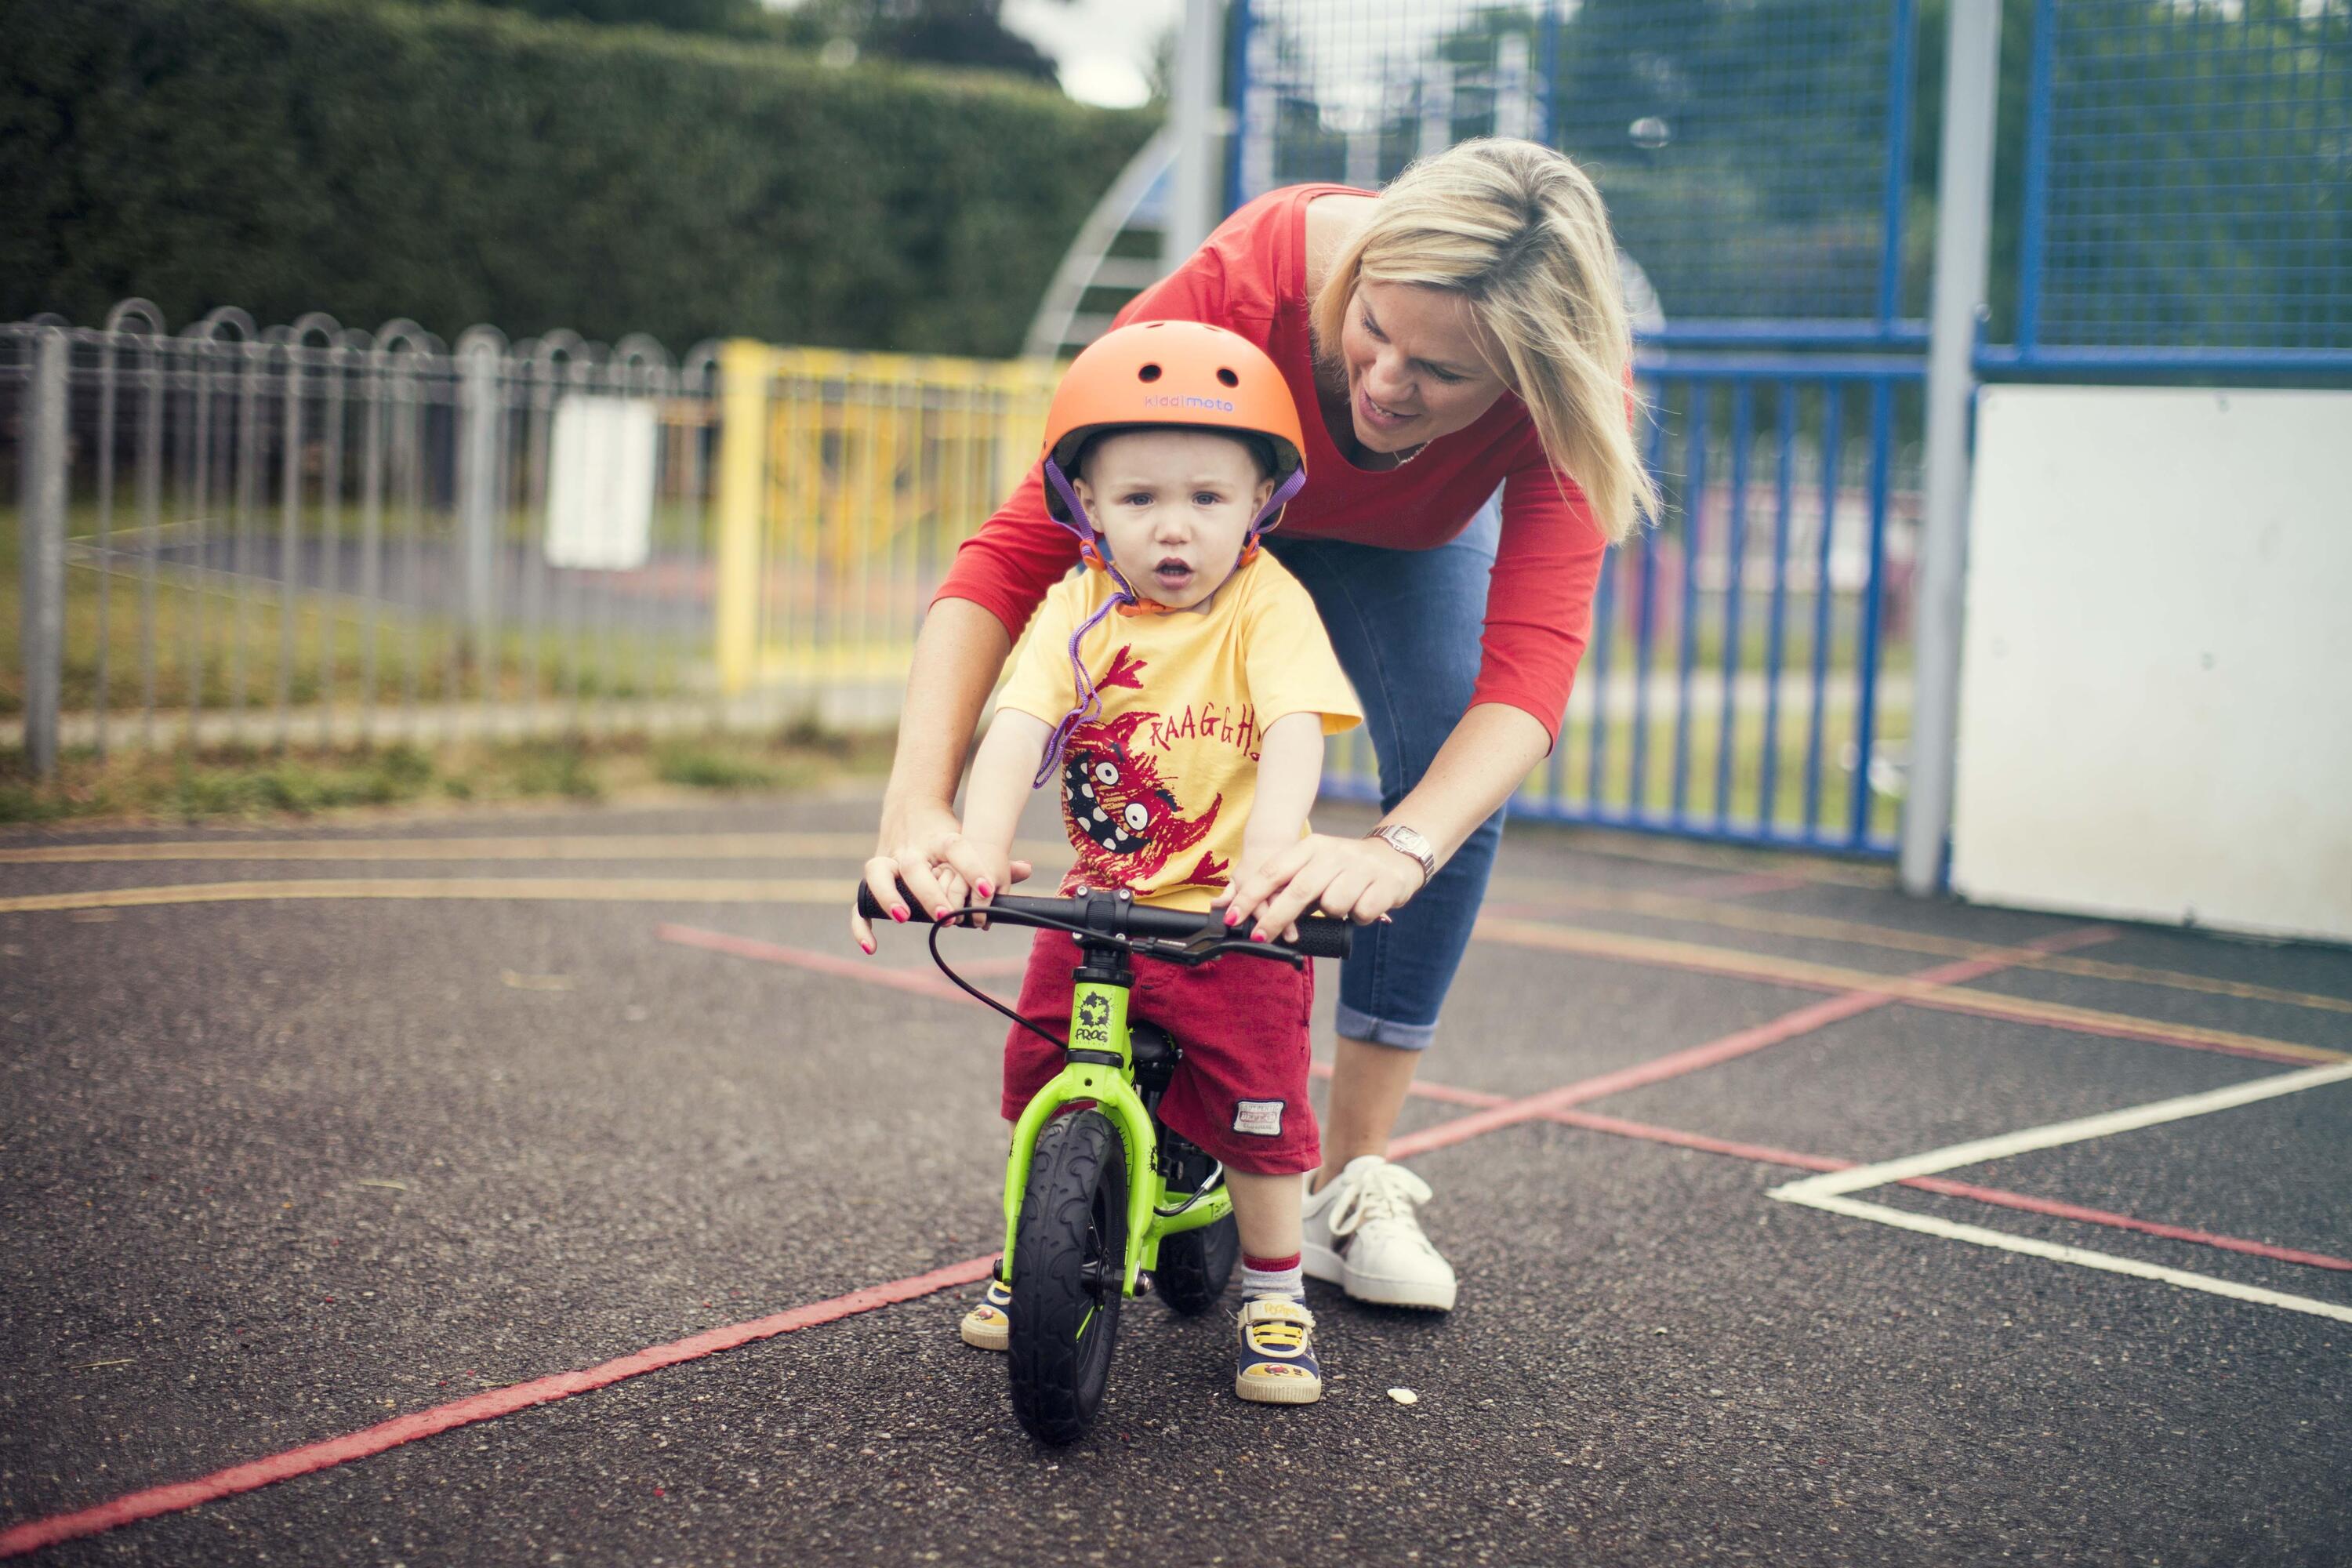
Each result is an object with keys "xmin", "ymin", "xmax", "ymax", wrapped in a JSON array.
[{"xmin": 934, "ymin": 182, "xmax": 1610, "ymax": 746}]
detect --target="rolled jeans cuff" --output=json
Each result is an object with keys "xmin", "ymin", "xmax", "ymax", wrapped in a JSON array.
[{"xmin": 1333, "ymin": 1001, "xmax": 1437, "ymax": 1053}]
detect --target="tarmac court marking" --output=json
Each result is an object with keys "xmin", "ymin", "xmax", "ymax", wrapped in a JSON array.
[
  {"xmin": 7, "ymin": 869, "xmax": 2317, "ymax": 1066},
  {"xmin": 1769, "ymin": 1062, "xmax": 2352, "ymax": 1327},
  {"xmin": 0, "ymin": 832, "xmax": 1067, "ymax": 866},
  {"xmin": 6, "ymin": 899, "xmax": 2341, "ymax": 1555},
  {"xmin": 2, "ymin": 908, "xmax": 2092, "ymax": 1555},
  {"xmin": 1486, "ymin": 879, "xmax": 2352, "ymax": 1018},
  {"xmin": 14, "ymin": 833, "xmax": 2341, "ymax": 1016},
  {"xmin": 672, "ymin": 918, "xmax": 2352, "ymax": 1273}
]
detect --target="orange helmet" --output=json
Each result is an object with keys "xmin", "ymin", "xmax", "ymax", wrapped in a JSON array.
[{"xmin": 1039, "ymin": 320, "xmax": 1306, "ymax": 527}]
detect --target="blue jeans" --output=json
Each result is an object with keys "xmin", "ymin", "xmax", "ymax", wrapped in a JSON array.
[{"xmin": 1263, "ymin": 495, "xmax": 1507, "ymax": 1052}]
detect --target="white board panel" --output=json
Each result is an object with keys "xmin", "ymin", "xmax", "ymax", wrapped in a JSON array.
[
  {"xmin": 1952, "ymin": 387, "xmax": 2352, "ymax": 944},
  {"xmin": 546, "ymin": 394, "xmax": 657, "ymax": 572}
]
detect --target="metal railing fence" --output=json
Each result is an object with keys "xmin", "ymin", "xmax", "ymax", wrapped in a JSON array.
[
  {"xmin": 1317, "ymin": 359, "xmax": 1922, "ymax": 857},
  {"xmin": 709, "ymin": 342, "xmax": 1062, "ymax": 713},
  {"xmin": 1230, "ymin": 0, "xmax": 1927, "ymax": 854},
  {"xmin": 3, "ymin": 303, "xmax": 728, "ymax": 768},
  {"xmin": 9, "ymin": 301, "xmax": 1917, "ymax": 857},
  {"xmin": 1228, "ymin": 0, "xmax": 1925, "ymax": 345},
  {"xmin": 1995, "ymin": 0, "xmax": 2352, "ymax": 374}
]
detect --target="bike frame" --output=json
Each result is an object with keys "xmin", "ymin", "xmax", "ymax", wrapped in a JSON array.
[{"xmin": 999, "ymin": 970, "xmax": 1233, "ymax": 1298}]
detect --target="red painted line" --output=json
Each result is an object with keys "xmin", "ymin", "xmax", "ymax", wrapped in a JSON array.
[
  {"xmin": 1544, "ymin": 1107, "xmax": 2352, "ymax": 1272},
  {"xmin": 1545, "ymin": 1107, "xmax": 1850, "ymax": 1174},
  {"xmin": 657, "ymin": 924, "xmax": 975, "ymax": 1007},
  {"xmin": 1389, "ymin": 927, "xmax": 2118, "ymax": 1160},
  {"xmin": 1897, "ymin": 1175, "xmax": 2352, "ymax": 1272},
  {"xmin": 0, "ymin": 1254, "xmax": 995, "ymax": 1559},
  {"xmin": 1893, "ymin": 991, "xmax": 2325, "ymax": 1066},
  {"xmin": 1669, "ymin": 869, "xmax": 1813, "ymax": 900}
]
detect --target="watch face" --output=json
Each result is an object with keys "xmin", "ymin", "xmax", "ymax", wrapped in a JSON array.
[{"xmin": 1377, "ymin": 826, "xmax": 1434, "ymax": 869}]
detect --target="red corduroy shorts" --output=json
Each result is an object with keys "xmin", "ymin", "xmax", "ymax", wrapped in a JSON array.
[{"xmin": 1000, "ymin": 926, "xmax": 1320, "ymax": 1176}]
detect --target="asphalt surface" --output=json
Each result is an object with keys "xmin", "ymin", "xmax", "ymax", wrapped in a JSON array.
[{"xmin": 3, "ymin": 789, "xmax": 2347, "ymax": 1566}]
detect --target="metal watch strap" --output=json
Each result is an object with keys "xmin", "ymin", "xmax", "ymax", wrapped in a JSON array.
[{"xmin": 1367, "ymin": 823, "xmax": 1436, "ymax": 884}]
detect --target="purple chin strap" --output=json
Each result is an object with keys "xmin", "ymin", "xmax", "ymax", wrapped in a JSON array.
[{"xmin": 1029, "ymin": 456, "xmax": 1305, "ymax": 790}]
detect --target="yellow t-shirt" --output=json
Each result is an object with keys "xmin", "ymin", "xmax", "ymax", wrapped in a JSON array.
[{"xmin": 997, "ymin": 554, "xmax": 1363, "ymax": 912}]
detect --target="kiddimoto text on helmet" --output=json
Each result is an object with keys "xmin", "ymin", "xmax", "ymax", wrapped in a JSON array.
[{"xmin": 1140, "ymin": 394, "xmax": 1236, "ymax": 412}]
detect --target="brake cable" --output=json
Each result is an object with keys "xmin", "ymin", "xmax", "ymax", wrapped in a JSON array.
[{"xmin": 922, "ymin": 902, "xmax": 1301, "ymax": 1054}]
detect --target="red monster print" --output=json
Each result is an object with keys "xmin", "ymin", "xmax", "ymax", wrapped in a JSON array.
[{"xmin": 1058, "ymin": 646, "xmax": 1229, "ymax": 893}]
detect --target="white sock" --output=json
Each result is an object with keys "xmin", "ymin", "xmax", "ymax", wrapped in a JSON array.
[{"xmin": 1240, "ymin": 1251, "xmax": 1304, "ymax": 1302}]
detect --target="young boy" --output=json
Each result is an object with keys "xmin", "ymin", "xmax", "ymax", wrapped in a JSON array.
[{"xmin": 946, "ymin": 321, "xmax": 1360, "ymax": 1404}]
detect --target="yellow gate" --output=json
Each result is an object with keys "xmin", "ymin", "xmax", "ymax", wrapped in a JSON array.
[{"xmin": 713, "ymin": 341, "xmax": 1060, "ymax": 694}]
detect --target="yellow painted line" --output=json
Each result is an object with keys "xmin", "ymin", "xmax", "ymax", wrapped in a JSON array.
[
  {"xmin": 1498, "ymin": 883, "xmax": 2352, "ymax": 1018},
  {"xmin": 0, "ymin": 833, "xmax": 1071, "ymax": 866},
  {"xmin": 0, "ymin": 878, "xmax": 853, "ymax": 913},
  {"xmin": 1474, "ymin": 916, "xmax": 2346, "ymax": 1065},
  {"xmin": 10, "ymin": 872, "xmax": 2335, "ymax": 1068}
]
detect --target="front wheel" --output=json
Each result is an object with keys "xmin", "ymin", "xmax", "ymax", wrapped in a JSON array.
[{"xmin": 1007, "ymin": 1109, "xmax": 1129, "ymax": 1445}]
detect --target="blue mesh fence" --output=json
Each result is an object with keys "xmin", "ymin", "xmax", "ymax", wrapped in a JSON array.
[
  {"xmin": 1228, "ymin": 0, "xmax": 1920, "ymax": 337},
  {"xmin": 2017, "ymin": 0, "xmax": 2352, "ymax": 364}
]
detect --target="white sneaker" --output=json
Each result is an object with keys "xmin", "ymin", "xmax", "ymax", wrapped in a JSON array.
[{"xmin": 1300, "ymin": 1155, "xmax": 1457, "ymax": 1311}]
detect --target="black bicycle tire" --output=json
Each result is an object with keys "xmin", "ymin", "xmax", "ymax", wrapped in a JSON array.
[
  {"xmin": 1155, "ymin": 1212, "xmax": 1239, "ymax": 1316},
  {"xmin": 1006, "ymin": 1110, "xmax": 1128, "ymax": 1445}
]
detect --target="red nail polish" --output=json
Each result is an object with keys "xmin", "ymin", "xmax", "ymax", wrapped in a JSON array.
[
  {"xmin": 935, "ymin": 906, "xmax": 954, "ymax": 922},
  {"xmin": 1224, "ymin": 910, "xmax": 1240, "ymax": 927},
  {"xmin": 891, "ymin": 906, "xmax": 909, "ymax": 924},
  {"xmin": 1251, "ymin": 930, "xmax": 1269, "ymax": 942},
  {"xmin": 859, "ymin": 938, "xmax": 875, "ymax": 954},
  {"xmin": 976, "ymin": 880, "xmax": 994, "ymax": 899}
]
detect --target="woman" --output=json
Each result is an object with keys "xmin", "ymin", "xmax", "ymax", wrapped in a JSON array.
[{"xmin": 854, "ymin": 137, "xmax": 1655, "ymax": 1311}]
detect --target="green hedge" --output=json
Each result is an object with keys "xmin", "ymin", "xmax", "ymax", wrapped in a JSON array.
[{"xmin": 0, "ymin": 0, "xmax": 1153, "ymax": 355}]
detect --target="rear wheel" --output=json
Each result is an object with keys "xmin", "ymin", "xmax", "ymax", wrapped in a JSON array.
[
  {"xmin": 1006, "ymin": 1110, "xmax": 1128, "ymax": 1445},
  {"xmin": 1156, "ymin": 1212, "xmax": 1239, "ymax": 1316}
]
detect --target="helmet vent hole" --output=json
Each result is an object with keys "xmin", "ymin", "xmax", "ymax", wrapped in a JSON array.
[
  {"xmin": 1216, "ymin": 368, "xmax": 1240, "ymax": 387},
  {"xmin": 1137, "ymin": 363, "xmax": 1162, "ymax": 383}
]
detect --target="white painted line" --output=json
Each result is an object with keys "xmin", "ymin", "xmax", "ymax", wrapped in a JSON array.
[
  {"xmin": 1777, "ymin": 1060, "xmax": 2352, "ymax": 1201},
  {"xmin": 1774, "ymin": 1191, "xmax": 2352, "ymax": 1327}
]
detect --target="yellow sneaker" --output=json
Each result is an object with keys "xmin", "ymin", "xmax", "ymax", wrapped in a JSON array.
[
  {"xmin": 1235, "ymin": 1297, "xmax": 1322, "ymax": 1405},
  {"xmin": 960, "ymin": 1279, "xmax": 1012, "ymax": 1352}
]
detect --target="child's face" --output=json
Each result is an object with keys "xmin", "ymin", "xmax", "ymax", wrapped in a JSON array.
[{"xmin": 1073, "ymin": 430, "xmax": 1277, "ymax": 612}]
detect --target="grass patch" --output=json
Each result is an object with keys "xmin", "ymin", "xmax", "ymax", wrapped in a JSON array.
[{"xmin": 0, "ymin": 729, "xmax": 891, "ymax": 827}]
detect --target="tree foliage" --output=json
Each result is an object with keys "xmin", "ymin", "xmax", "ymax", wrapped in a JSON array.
[{"xmin": 0, "ymin": 0, "xmax": 1152, "ymax": 354}]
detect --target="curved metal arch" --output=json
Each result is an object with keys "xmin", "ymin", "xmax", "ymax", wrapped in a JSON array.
[
  {"xmin": 455, "ymin": 324, "xmax": 510, "ymax": 359},
  {"xmin": 187, "ymin": 306, "xmax": 258, "ymax": 343},
  {"xmin": 289, "ymin": 311, "xmax": 345, "ymax": 350},
  {"xmin": 103, "ymin": 299, "xmax": 168, "ymax": 337},
  {"xmin": 1024, "ymin": 124, "xmax": 1178, "ymax": 361},
  {"xmin": 612, "ymin": 332, "xmax": 673, "ymax": 395},
  {"xmin": 372, "ymin": 318, "xmax": 446, "ymax": 358}
]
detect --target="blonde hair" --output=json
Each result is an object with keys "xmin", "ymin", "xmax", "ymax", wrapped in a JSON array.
[{"xmin": 1311, "ymin": 138, "xmax": 1658, "ymax": 544}]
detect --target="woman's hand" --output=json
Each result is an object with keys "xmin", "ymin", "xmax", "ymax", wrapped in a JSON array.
[
  {"xmin": 851, "ymin": 797, "xmax": 1032, "ymax": 952},
  {"xmin": 1213, "ymin": 833, "xmax": 1426, "ymax": 942}
]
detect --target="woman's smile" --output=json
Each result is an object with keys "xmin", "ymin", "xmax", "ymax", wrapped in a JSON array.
[{"xmin": 1335, "ymin": 278, "xmax": 1508, "ymax": 456}]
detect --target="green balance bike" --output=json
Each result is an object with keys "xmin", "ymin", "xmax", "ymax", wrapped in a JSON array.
[{"xmin": 858, "ymin": 883, "xmax": 1352, "ymax": 1445}]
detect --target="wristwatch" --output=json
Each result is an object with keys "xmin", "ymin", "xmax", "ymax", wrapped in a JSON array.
[{"xmin": 1366, "ymin": 823, "xmax": 1437, "ymax": 886}]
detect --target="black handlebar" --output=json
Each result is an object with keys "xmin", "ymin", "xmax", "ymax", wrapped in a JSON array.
[{"xmin": 855, "ymin": 884, "xmax": 1353, "ymax": 963}]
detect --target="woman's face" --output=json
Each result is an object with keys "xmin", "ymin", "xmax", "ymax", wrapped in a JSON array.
[{"xmin": 1337, "ymin": 278, "xmax": 1510, "ymax": 454}]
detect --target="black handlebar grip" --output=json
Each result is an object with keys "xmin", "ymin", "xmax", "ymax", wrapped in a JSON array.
[
  {"xmin": 855, "ymin": 883, "xmax": 936, "ymax": 924},
  {"xmin": 1289, "ymin": 916, "xmax": 1354, "ymax": 961}
]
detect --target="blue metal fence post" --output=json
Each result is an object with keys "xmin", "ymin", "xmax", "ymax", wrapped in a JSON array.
[
  {"xmin": 2014, "ymin": 0, "xmax": 2057, "ymax": 358},
  {"xmin": 1877, "ymin": 0, "xmax": 1920, "ymax": 332}
]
